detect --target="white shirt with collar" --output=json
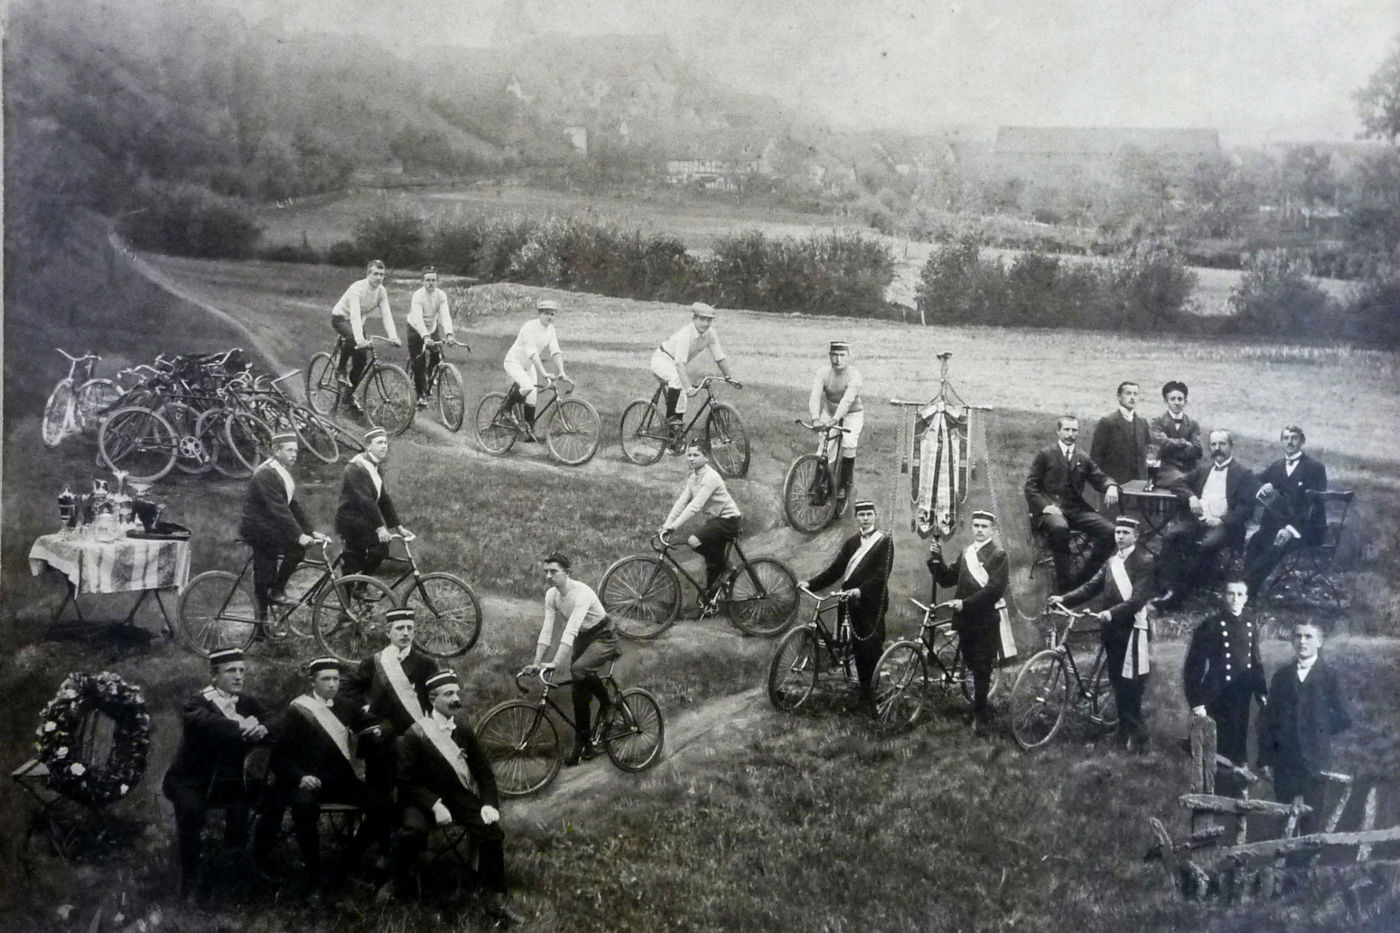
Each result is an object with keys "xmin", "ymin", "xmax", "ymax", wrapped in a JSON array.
[
  {"xmin": 1296, "ymin": 654, "xmax": 1317, "ymax": 682},
  {"xmin": 429, "ymin": 708, "xmax": 457, "ymax": 736},
  {"xmin": 1118, "ymin": 406, "xmax": 1136, "ymax": 422},
  {"xmin": 1201, "ymin": 457, "xmax": 1232, "ymax": 519},
  {"xmin": 1059, "ymin": 443, "xmax": 1075, "ymax": 461}
]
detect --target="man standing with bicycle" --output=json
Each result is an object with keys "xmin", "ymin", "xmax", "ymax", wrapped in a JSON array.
[
  {"xmin": 406, "ymin": 265, "xmax": 458, "ymax": 410},
  {"xmin": 504, "ymin": 298, "xmax": 569, "ymax": 441},
  {"xmin": 662, "ymin": 439, "xmax": 743, "ymax": 606},
  {"xmin": 334, "ymin": 427, "xmax": 412, "ymax": 581},
  {"xmin": 651, "ymin": 302, "xmax": 737, "ymax": 444},
  {"xmin": 801, "ymin": 500, "xmax": 894, "ymax": 717},
  {"xmin": 331, "ymin": 259, "xmax": 401, "ymax": 413},
  {"xmin": 926, "ymin": 509, "xmax": 1009, "ymax": 734},
  {"xmin": 524, "ymin": 552, "xmax": 621, "ymax": 766},
  {"xmin": 239, "ymin": 432, "xmax": 328, "ymax": 626},
  {"xmin": 1050, "ymin": 515, "xmax": 1157, "ymax": 752},
  {"xmin": 808, "ymin": 340, "xmax": 863, "ymax": 510}
]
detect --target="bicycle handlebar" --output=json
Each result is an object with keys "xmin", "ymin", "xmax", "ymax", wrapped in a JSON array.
[
  {"xmin": 56, "ymin": 348, "xmax": 99, "ymax": 363},
  {"xmin": 271, "ymin": 370, "xmax": 301, "ymax": 384},
  {"xmin": 514, "ymin": 667, "xmax": 563, "ymax": 693},
  {"xmin": 795, "ymin": 419, "xmax": 849, "ymax": 435},
  {"xmin": 693, "ymin": 375, "xmax": 741, "ymax": 393},
  {"xmin": 798, "ymin": 583, "xmax": 849, "ymax": 603}
]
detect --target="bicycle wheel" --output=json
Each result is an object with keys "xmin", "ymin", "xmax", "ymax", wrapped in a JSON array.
[
  {"xmin": 603, "ymin": 688, "xmax": 665, "ymax": 773},
  {"xmin": 618, "ymin": 399, "xmax": 666, "ymax": 466},
  {"xmin": 767, "ymin": 626, "xmax": 819, "ymax": 711},
  {"xmin": 476, "ymin": 701, "xmax": 562, "ymax": 797},
  {"xmin": 311, "ymin": 574, "xmax": 401, "ymax": 663},
  {"xmin": 42, "ymin": 381, "xmax": 75, "ymax": 447},
  {"xmin": 1008, "ymin": 649, "xmax": 1070, "ymax": 750},
  {"xmin": 724, "ymin": 557, "xmax": 799, "ymax": 637},
  {"xmin": 545, "ymin": 397, "xmax": 601, "ymax": 466},
  {"xmin": 473, "ymin": 392, "xmax": 518, "ymax": 455},
  {"xmin": 98, "ymin": 407, "xmax": 177, "ymax": 482},
  {"xmin": 873, "ymin": 641, "xmax": 927, "ymax": 729},
  {"xmin": 289, "ymin": 405, "xmax": 339, "ymax": 464},
  {"xmin": 177, "ymin": 570, "xmax": 258, "ymax": 658},
  {"xmin": 782, "ymin": 454, "xmax": 837, "ymax": 532},
  {"xmin": 76, "ymin": 379, "xmax": 122, "ymax": 436},
  {"xmin": 359, "ymin": 364, "xmax": 415, "ymax": 437},
  {"xmin": 281, "ymin": 564, "xmax": 326, "ymax": 638},
  {"xmin": 1087, "ymin": 651, "xmax": 1120, "ymax": 732},
  {"xmin": 704, "ymin": 403, "xmax": 750, "ymax": 478},
  {"xmin": 194, "ymin": 410, "xmax": 240, "ymax": 478},
  {"xmin": 435, "ymin": 363, "xmax": 466, "ymax": 432},
  {"xmin": 597, "ymin": 556, "xmax": 681, "ymax": 639},
  {"xmin": 163, "ymin": 401, "xmax": 211, "ymax": 475},
  {"xmin": 399, "ymin": 572, "xmax": 483, "ymax": 659},
  {"xmin": 305, "ymin": 352, "xmax": 340, "ymax": 416},
  {"xmin": 224, "ymin": 410, "xmax": 275, "ymax": 475}
]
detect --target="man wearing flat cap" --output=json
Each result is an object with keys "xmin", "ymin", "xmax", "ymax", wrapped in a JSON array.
[
  {"xmin": 239, "ymin": 432, "xmax": 327, "ymax": 625},
  {"xmin": 651, "ymin": 302, "xmax": 740, "ymax": 445},
  {"xmin": 1051, "ymin": 516, "xmax": 1157, "ymax": 751},
  {"xmin": 163, "ymin": 649, "xmax": 272, "ymax": 901},
  {"xmin": 382, "ymin": 670, "xmax": 514, "ymax": 922},
  {"xmin": 808, "ymin": 340, "xmax": 864, "ymax": 511},
  {"xmin": 802, "ymin": 500, "xmax": 894, "ymax": 717},
  {"xmin": 335, "ymin": 427, "xmax": 412, "ymax": 581},
  {"xmin": 254, "ymin": 657, "xmax": 384, "ymax": 902},
  {"xmin": 926, "ymin": 509, "xmax": 1010, "ymax": 732},
  {"xmin": 503, "ymin": 298, "xmax": 569, "ymax": 441}
]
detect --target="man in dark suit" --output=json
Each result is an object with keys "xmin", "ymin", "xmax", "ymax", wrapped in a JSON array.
[
  {"xmin": 1245, "ymin": 425, "xmax": 1328, "ymax": 597},
  {"xmin": 1183, "ymin": 581, "xmax": 1267, "ymax": 794},
  {"xmin": 253, "ymin": 657, "xmax": 383, "ymax": 903},
  {"xmin": 926, "ymin": 509, "xmax": 1009, "ymax": 732},
  {"xmin": 1052, "ymin": 516, "xmax": 1157, "ymax": 751},
  {"xmin": 334, "ymin": 427, "xmax": 412, "ymax": 580},
  {"xmin": 1148, "ymin": 380, "xmax": 1204, "ymax": 485},
  {"xmin": 1259, "ymin": 620, "xmax": 1351, "ymax": 835},
  {"xmin": 1090, "ymin": 381, "xmax": 1151, "ymax": 485},
  {"xmin": 162, "ymin": 648, "xmax": 272, "ymax": 901},
  {"xmin": 380, "ymin": 670, "xmax": 516, "ymax": 923},
  {"xmin": 802, "ymin": 499, "xmax": 895, "ymax": 717},
  {"xmin": 1024, "ymin": 416, "xmax": 1120, "ymax": 593},
  {"xmin": 1159, "ymin": 429, "xmax": 1258, "ymax": 607},
  {"xmin": 239, "ymin": 432, "xmax": 327, "ymax": 624}
]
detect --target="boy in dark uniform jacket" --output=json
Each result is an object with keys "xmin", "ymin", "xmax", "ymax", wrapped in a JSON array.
[{"xmin": 1183, "ymin": 581, "xmax": 1267, "ymax": 793}]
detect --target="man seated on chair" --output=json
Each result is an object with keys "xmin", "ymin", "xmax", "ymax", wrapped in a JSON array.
[
  {"xmin": 1050, "ymin": 516, "xmax": 1156, "ymax": 752},
  {"xmin": 524, "ymin": 552, "xmax": 621, "ymax": 766},
  {"xmin": 650, "ymin": 302, "xmax": 737, "ymax": 446},
  {"xmin": 660, "ymin": 440, "xmax": 743, "ymax": 606},
  {"xmin": 163, "ymin": 648, "xmax": 272, "ymax": 902},
  {"xmin": 1024, "ymin": 415, "xmax": 1119, "ymax": 593},
  {"xmin": 1090, "ymin": 381, "xmax": 1150, "ymax": 486},
  {"xmin": 925, "ymin": 509, "xmax": 1008, "ymax": 734},
  {"xmin": 253, "ymin": 657, "xmax": 384, "ymax": 903},
  {"xmin": 800, "ymin": 500, "xmax": 894, "ymax": 717},
  {"xmin": 1183, "ymin": 580, "xmax": 1267, "ymax": 796},
  {"xmin": 808, "ymin": 339, "xmax": 864, "ymax": 510},
  {"xmin": 239, "ymin": 432, "xmax": 328, "ymax": 629},
  {"xmin": 1148, "ymin": 380, "xmax": 1204, "ymax": 486},
  {"xmin": 381, "ymin": 671, "xmax": 516, "ymax": 923},
  {"xmin": 1158, "ymin": 430, "xmax": 1258, "ymax": 608},
  {"xmin": 1244, "ymin": 425, "xmax": 1328, "ymax": 598}
]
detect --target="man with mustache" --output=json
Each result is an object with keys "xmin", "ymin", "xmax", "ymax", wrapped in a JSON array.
[
  {"xmin": 1245, "ymin": 425, "xmax": 1328, "ymax": 598},
  {"xmin": 1158, "ymin": 429, "xmax": 1258, "ymax": 608}
]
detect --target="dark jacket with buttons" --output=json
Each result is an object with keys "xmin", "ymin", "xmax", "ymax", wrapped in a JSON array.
[{"xmin": 1183, "ymin": 610, "xmax": 1267, "ymax": 709}]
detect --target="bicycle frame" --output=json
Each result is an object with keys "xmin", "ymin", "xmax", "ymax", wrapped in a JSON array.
[
  {"xmin": 511, "ymin": 668, "xmax": 626, "ymax": 738},
  {"xmin": 654, "ymin": 532, "xmax": 770, "ymax": 604},
  {"xmin": 225, "ymin": 540, "xmax": 342, "ymax": 627},
  {"xmin": 796, "ymin": 585, "xmax": 856, "ymax": 675},
  {"xmin": 646, "ymin": 376, "xmax": 726, "ymax": 444},
  {"xmin": 908, "ymin": 598, "xmax": 967, "ymax": 686},
  {"xmin": 1043, "ymin": 606, "xmax": 1113, "ymax": 706}
]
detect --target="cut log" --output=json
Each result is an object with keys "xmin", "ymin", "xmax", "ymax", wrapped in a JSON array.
[{"xmin": 1179, "ymin": 794, "xmax": 1308, "ymax": 817}]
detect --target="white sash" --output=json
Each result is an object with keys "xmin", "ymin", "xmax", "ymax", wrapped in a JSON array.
[
  {"xmin": 1108, "ymin": 555, "xmax": 1151, "ymax": 679},
  {"xmin": 292, "ymin": 695, "xmax": 352, "ymax": 763},
  {"xmin": 842, "ymin": 531, "xmax": 885, "ymax": 583},
  {"xmin": 375, "ymin": 648, "xmax": 424, "ymax": 723},
  {"xmin": 964, "ymin": 543, "xmax": 1016, "ymax": 661},
  {"xmin": 411, "ymin": 718, "xmax": 476, "ymax": 793},
  {"xmin": 262, "ymin": 459, "xmax": 295, "ymax": 502},
  {"xmin": 351, "ymin": 453, "xmax": 383, "ymax": 497}
]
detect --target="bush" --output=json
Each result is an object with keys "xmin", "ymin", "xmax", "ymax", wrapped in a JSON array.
[
  {"xmin": 325, "ymin": 240, "xmax": 364, "ymax": 268},
  {"xmin": 118, "ymin": 181, "xmax": 262, "ymax": 259},
  {"xmin": 1105, "ymin": 240, "xmax": 1198, "ymax": 329},
  {"xmin": 1225, "ymin": 250, "xmax": 1337, "ymax": 337},
  {"xmin": 1340, "ymin": 270, "xmax": 1400, "ymax": 349},
  {"xmin": 351, "ymin": 206, "xmax": 427, "ymax": 269}
]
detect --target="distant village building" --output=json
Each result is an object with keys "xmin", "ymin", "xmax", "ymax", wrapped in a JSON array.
[
  {"xmin": 663, "ymin": 132, "xmax": 777, "ymax": 189},
  {"xmin": 993, "ymin": 126, "xmax": 1221, "ymax": 186}
]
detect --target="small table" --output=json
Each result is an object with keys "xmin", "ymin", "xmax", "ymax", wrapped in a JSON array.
[
  {"xmin": 28, "ymin": 531, "xmax": 190, "ymax": 634},
  {"xmin": 1119, "ymin": 480, "xmax": 1178, "ymax": 553}
]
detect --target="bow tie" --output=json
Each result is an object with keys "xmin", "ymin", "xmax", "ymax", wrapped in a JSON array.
[
  {"xmin": 1213, "ymin": 463, "xmax": 1228, "ymax": 471},
  {"xmin": 1286, "ymin": 455, "xmax": 1301, "ymax": 464},
  {"xmin": 861, "ymin": 531, "xmax": 876, "ymax": 540}
]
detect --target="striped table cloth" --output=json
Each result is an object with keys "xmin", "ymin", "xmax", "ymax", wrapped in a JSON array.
[{"xmin": 28, "ymin": 533, "xmax": 191, "ymax": 595}]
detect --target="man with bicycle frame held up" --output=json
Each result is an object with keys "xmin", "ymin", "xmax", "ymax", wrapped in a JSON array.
[
  {"xmin": 405, "ymin": 265, "xmax": 460, "ymax": 410},
  {"xmin": 524, "ymin": 552, "xmax": 622, "ymax": 766},
  {"xmin": 238, "ymin": 431, "xmax": 329, "ymax": 628},
  {"xmin": 801, "ymin": 500, "xmax": 894, "ymax": 717},
  {"xmin": 330, "ymin": 259, "xmax": 401, "ymax": 414},
  {"xmin": 651, "ymin": 302, "xmax": 740, "ymax": 448},
  {"xmin": 661, "ymin": 439, "xmax": 743, "ymax": 608},
  {"xmin": 808, "ymin": 339, "xmax": 863, "ymax": 511},
  {"xmin": 503, "ymin": 298, "xmax": 569, "ymax": 442}
]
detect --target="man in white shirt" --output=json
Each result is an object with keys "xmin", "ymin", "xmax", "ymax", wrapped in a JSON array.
[
  {"xmin": 404, "ymin": 266, "xmax": 458, "ymax": 409},
  {"xmin": 1159, "ymin": 429, "xmax": 1258, "ymax": 608},
  {"xmin": 651, "ymin": 303, "xmax": 738, "ymax": 435},
  {"xmin": 330, "ymin": 260, "xmax": 400, "ymax": 410},
  {"xmin": 809, "ymin": 340, "xmax": 863, "ymax": 509},
  {"xmin": 526, "ymin": 552, "xmax": 622, "ymax": 764},
  {"xmin": 661, "ymin": 440, "xmax": 743, "ymax": 603},
  {"xmin": 503, "ymin": 298, "xmax": 569, "ymax": 440}
]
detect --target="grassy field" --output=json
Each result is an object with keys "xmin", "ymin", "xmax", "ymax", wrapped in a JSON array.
[{"xmin": 2, "ymin": 220, "xmax": 1397, "ymax": 931}]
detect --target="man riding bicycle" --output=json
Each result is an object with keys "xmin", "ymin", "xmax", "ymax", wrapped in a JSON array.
[
  {"xmin": 808, "ymin": 339, "xmax": 863, "ymax": 510},
  {"xmin": 651, "ymin": 302, "xmax": 737, "ymax": 443},
  {"xmin": 405, "ymin": 265, "xmax": 458, "ymax": 409},
  {"xmin": 331, "ymin": 259, "xmax": 401, "ymax": 413},
  {"xmin": 238, "ymin": 431, "xmax": 329, "ymax": 626},
  {"xmin": 524, "ymin": 552, "xmax": 622, "ymax": 766},
  {"xmin": 504, "ymin": 299, "xmax": 569, "ymax": 441},
  {"xmin": 661, "ymin": 439, "xmax": 742, "ymax": 606}
]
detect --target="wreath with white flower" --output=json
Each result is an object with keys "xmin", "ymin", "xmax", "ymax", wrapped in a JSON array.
[{"xmin": 35, "ymin": 672, "xmax": 151, "ymax": 808}]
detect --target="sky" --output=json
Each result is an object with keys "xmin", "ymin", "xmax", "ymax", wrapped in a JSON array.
[{"xmin": 256, "ymin": 0, "xmax": 1400, "ymax": 143}]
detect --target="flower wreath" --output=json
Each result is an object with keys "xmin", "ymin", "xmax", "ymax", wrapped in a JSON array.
[{"xmin": 35, "ymin": 672, "xmax": 152, "ymax": 808}]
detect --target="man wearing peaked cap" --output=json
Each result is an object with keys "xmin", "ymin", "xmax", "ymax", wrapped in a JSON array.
[
  {"xmin": 163, "ymin": 648, "xmax": 272, "ymax": 901},
  {"xmin": 651, "ymin": 301, "xmax": 740, "ymax": 441},
  {"xmin": 334, "ymin": 427, "xmax": 412, "ymax": 581},
  {"xmin": 809, "ymin": 339, "xmax": 864, "ymax": 511},
  {"xmin": 239, "ymin": 432, "xmax": 327, "ymax": 627},
  {"xmin": 502, "ymin": 298, "xmax": 570, "ymax": 441}
]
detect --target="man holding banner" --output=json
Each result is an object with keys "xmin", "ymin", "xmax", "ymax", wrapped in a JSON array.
[{"xmin": 1051, "ymin": 516, "xmax": 1157, "ymax": 752}]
